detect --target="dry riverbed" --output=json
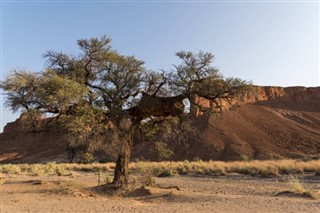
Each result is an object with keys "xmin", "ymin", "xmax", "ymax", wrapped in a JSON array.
[{"xmin": 1, "ymin": 172, "xmax": 320, "ymax": 213}]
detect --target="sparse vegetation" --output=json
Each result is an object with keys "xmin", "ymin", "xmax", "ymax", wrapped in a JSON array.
[
  {"xmin": 153, "ymin": 141, "xmax": 174, "ymax": 161},
  {"xmin": 289, "ymin": 176, "xmax": 308, "ymax": 194},
  {"xmin": 1, "ymin": 159, "xmax": 319, "ymax": 178},
  {"xmin": 276, "ymin": 175, "xmax": 319, "ymax": 199},
  {"xmin": 157, "ymin": 168, "xmax": 175, "ymax": 177},
  {"xmin": 53, "ymin": 180, "xmax": 87, "ymax": 196},
  {"xmin": 1, "ymin": 164, "xmax": 21, "ymax": 174},
  {"xmin": 239, "ymin": 154, "xmax": 251, "ymax": 162},
  {"xmin": 138, "ymin": 170, "xmax": 156, "ymax": 186},
  {"xmin": 79, "ymin": 152, "xmax": 95, "ymax": 164}
]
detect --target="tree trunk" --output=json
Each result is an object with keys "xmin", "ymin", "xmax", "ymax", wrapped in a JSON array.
[{"xmin": 113, "ymin": 139, "xmax": 131, "ymax": 186}]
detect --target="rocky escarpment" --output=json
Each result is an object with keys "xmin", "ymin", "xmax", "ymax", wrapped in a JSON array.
[
  {"xmin": 1, "ymin": 86, "xmax": 320, "ymax": 163},
  {"xmin": 0, "ymin": 118, "xmax": 67, "ymax": 163},
  {"xmin": 190, "ymin": 86, "xmax": 320, "ymax": 116}
]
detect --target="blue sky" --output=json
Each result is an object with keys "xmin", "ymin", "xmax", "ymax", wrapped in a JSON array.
[{"xmin": 0, "ymin": 1, "xmax": 319, "ymax": 132}]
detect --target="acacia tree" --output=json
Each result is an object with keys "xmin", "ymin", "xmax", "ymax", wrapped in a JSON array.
[{"xmin": 0, "ymin": 35, "xmax": 251, "ymax": 186}]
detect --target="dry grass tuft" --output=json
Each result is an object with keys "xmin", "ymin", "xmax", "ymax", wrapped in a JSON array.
[
  {"xmin": 277, "ymin": 176, "xmax": 319, "ymax": 199},
  {"xmin": 288, "ymin": 176, "xmax": 319, "ymax": 199},
  {"xmin": 1, "ymin": 164, "xmax": 21, "ymax": 174},
  {"xmin": 52, "ymin": 180, "xmax": 90, "ymax": 197}
]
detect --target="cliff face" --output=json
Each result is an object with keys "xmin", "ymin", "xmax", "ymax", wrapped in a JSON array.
[
  {"xmin": 0, "ymin": 118, "xmax": 68, "ymax": 163},
  {"xmin": 190, "ymin": 86, "xmax": 320, "ymax": 116},
  {"xmin": 1, "ymin": 86, "xmax": 320, "ymax": 163}
]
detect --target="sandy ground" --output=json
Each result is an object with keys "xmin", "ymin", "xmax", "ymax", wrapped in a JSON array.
[{"xmin": 1, "ymin": 173, "xmax": 320, "ymax": 213}]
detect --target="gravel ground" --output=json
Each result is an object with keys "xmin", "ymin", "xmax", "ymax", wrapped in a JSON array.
[{"xmin": 1, "ymin": 174, "xmax": 319, "ymax": 213}]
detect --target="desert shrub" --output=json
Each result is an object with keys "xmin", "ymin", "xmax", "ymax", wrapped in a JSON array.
[
  {"xmin": 95, "ymin": 167, "xmax": 112, "ymax": 186},
  {"xmin": 105, "ymin": 173, "xmax": 112, "ymax": 184},
  {"xmin": 195, "ymin": 167, "xmax": 204, "ymax": 175},
  {"xmin": 153, "ymin": 141, "xmax": 174, "ymax": 161},
  {"xmin": 157, "ymin": 168, "xmax": 175, "ymax": 177},
  {"xmin": 1, "ymin": 164, "xmax": 21, "ymax": 174},
  {"xmin": 28, "ymin": 164, "xmax": 44, "ymax": 176},
  {"xmin": 184, "ymin": 163, "xmax": 191, "ymax": 172},
  {"xmin": 44, "ymin": 162, "xmax": 58, "ymax": 174},
  {"xmin": 79, "ymin": 152, "xmax": 95, "ymax": 164},
  {"xmin": 239, "ymin": 154, "xmax": 251, "ymax": 162},
  {"xmin": 205, "ymin": 168, "xmax": 226, "ymax": 176},
  {"xmin": 70, "ymin": 163, "xmax": 110, "ymax": 172},
  {"xmin": 55, "ymin": 166, "xmax": 65, "ymax": 176},
  {"xmin": 53, "ymin": 180, "xmax": 85, "ymax": 195},
  {"xmin": 177, "ymin": 166, "xmax": 188, "ymax": 175},
  {"xmin": 21, "ymin": 163, "xmax": 66, "ymax": 176},
  {"xmin": 96, "ymin": 168, "xmax": 103, "ymax": 186},
  {"xmin": 146, "ymin": 166, "xmax": 161, "ymax": 176},
  {"xmin": 289, "ymin": 177, "xmax": 306, "ymax": 194},
  {"xmin": 139, "ymin": 172, "xmax": 155, "ymax": 186}
]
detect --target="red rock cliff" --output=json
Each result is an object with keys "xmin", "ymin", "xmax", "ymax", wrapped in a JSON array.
[{"xmin": 191, "ymin": 86, "xmax": 320, "ymax": 116}]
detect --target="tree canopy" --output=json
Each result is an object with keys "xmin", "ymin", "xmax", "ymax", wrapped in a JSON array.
[{"xmin": 0, "ymin": 35, "xmax": 251, "ymax": 186}]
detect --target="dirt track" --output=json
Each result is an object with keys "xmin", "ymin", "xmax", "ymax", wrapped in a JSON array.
[{"xmin": 1, "ymin": 173, "xmax": 319, "ymax": 213}]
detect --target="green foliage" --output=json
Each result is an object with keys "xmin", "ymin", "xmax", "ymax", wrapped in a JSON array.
[
  {"xmin": 79, "ymin": 152, "xmax": 95, "ymax": 164},
  {"xmin": 141, "ymin": 116, "xmax": 179, "ymax": 138},
  {"xmin": 0, "ymin": 35, "xmax": 252, "ymax": 185},
  {"xmin": 153, "ymin": 141, "xmax": 174, "ymax": 161},
  {"xmin": 171, "ymin": 51, "xmax": 221, "ymax": 94},
  {"xmin": 0, "ymin": 70, "xmax": 87, "ymax": 115},
  {"xmin": 19, "ymin": 109, "xmax": 43, "ymax": 131},
  {"xmin": 0, "ymin": 70, "xmax": 41, "ymax": 112},
  {"xmin": 61, "ymin": 105, "xmax": 108, "ymax": 137},
  {"xmin": 171, "ymin": 51, "xmax": 252, "ymax": 114},
  {"xmin": 41, "ymin": 71, "xmax": 88, "ymax": 112},
  {"xmin": 240, "ymin": 154, "xmax": 251, "ymax": 162}
]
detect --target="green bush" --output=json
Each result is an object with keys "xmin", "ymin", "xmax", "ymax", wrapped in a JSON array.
[
  {"xmin": 153, "ymin": 141, "xmax": 174, "ymax": 161},
  {"xmin": 79, "ymin": 152, "xmax": 95, "ymax": 164},
  {"xmin": 157, "ymin": 168, "xmax": 174, "ymax": 177},
  {"xmin": 239, "ymin": 154, "xmax": 251, "ymax": 162}
]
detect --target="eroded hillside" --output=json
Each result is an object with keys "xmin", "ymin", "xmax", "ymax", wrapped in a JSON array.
[{"xmin": 1, "ymin": 86, "xmax": 319, "ymax": 163}]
